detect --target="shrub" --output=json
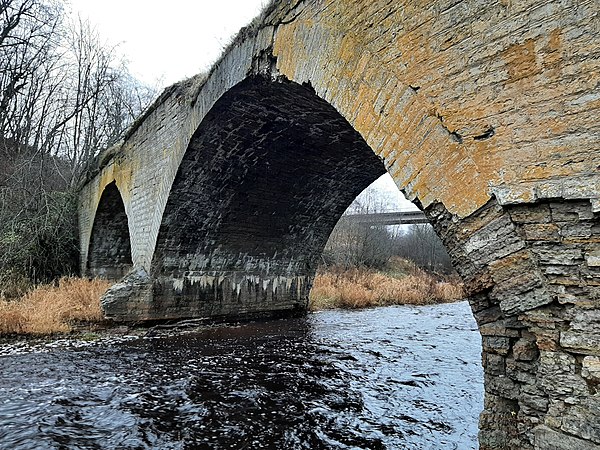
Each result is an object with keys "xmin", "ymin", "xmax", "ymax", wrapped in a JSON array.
[
  {"xmin": 309, "ymin": 263, "xmax": 464, "ymax": 311},
  {"xmin": 0, "ymin": 277, "xmax": 110, "ymax": 335}
]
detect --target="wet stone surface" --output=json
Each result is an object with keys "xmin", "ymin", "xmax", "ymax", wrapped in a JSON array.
[{"xmin": 0, "ymin": 302, "xmax": 483, "ymax": 449}]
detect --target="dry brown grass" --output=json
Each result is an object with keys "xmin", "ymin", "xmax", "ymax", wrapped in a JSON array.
[
  {"xmin": 0, "ymin": 277, "xmax": 110, "ymax": 335},
  {"xmin": 309, "ymin": 265, "xmax": 464, "ymax": 311}
]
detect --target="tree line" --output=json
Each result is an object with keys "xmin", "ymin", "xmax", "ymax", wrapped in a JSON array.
[
  {"xmin": 322, "ymin": 192, "xmax": 454, "ymax": 273},
  {"xmin": 0, "ymin": 0, "xmax": 155, "ymax": 296}
]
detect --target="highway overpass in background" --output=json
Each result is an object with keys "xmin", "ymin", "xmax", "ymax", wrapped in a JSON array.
[{"xmin": 339, "ymin": 211, "xmax": 428, "ymax": 226}]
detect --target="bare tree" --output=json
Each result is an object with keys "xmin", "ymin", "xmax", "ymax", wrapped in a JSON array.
[
  {"xmin": 322, "ymin": 190, "xmax": 394, "ymax": 269},
  {"xmin": 0, "ymin": 0, "xmax": 156, "ymax": 294},
  {"xmin": 393, "ymin": 224, "xmax": 453, "ymax": 273},
  {"xmin": 322, "ymin": 185, "xmax": 454, "ymax": 273},
  {"xmin": 0, "ymin": 0, "xmax": 62, "ymax": 145}
]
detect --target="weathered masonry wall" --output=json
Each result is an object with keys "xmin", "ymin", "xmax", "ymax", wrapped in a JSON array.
[
  {"xmin": 87, "ymin": 182, "xmax": 132, "ymax": 280},
  {"xmin": 144, "ymin": 77, "xmax": 385, "ymax": 320},
  {"xmin": 78, "ymin": 1, "xmax": 600, "ymax": 449},
  {"xmin": 430, "ymin": 198, "xmax": 600, "ymax": 450}
]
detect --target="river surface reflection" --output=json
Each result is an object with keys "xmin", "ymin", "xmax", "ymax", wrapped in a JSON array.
[{"xmin": 0, "ymin": 301, "xmax": 483, "ymax": 450}]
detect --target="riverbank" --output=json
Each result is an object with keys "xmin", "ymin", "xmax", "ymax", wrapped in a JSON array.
[
  {"xmin": 0, "ymin": 278, "xmax": 110, "ymax": 335},
  {"xmin": 309, "ymin": 263, "xmax": 463, "ymax": 310},
  {"xmin": 0, "ymin": 262, "xmax": 463, "ymax": 336}
]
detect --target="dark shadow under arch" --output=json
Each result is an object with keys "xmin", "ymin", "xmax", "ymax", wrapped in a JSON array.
[
  {"xmin": 151, "ymin": 76, "xmax": 387, "ymax": 318},
  {"xmin": 87, "ymin": 181, "xmax": 132, "ymax": 280}
]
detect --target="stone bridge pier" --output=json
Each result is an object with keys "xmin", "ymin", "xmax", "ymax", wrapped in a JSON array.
[{"xmin": 78, "ymin": 1, "xmax": 600, "ymax": 448}]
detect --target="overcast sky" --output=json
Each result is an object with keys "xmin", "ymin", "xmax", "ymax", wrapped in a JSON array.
[
  {"xmin": 68, "ymin": 0, "xmax": 267, "ymax": 86},
  {"xmin": 68, "ymin": 0, "xmax": 415, "ymax": 211}
]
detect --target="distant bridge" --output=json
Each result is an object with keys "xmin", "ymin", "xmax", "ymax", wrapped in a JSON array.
[{"xmin": 339, "ymin": 211, "xmax": 427, "ymax": 226}]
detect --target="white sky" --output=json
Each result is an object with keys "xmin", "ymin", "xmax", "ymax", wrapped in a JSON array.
[
  {"xmin": 68, "ymin": 0, "xmax": 268, "ymax": 86},
  {"xmin": 361, "ymin": 175, "xmax": 417, "ymax": 212},
  {"xmin": 68, "ymin": 0, "xmax": 416, "ymax": 211}
]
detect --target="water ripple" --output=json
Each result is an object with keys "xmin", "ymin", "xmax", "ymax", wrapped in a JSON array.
[{"xmin": 0, "ymin": 301, "xmax": 483, "ymax": 449}]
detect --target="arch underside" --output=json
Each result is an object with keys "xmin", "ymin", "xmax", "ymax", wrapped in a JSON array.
[
  {"xmin": 149, "ymin": 76, "xmax": 386, "ymax": 319},
  {"xmin": 87, "ymin": 181, "xmax": 132, "ymax": 280}
]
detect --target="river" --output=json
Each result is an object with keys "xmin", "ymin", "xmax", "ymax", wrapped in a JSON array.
[{"xmin": 0, "ymin": 301, "xmax": 483, "ymax": 450}]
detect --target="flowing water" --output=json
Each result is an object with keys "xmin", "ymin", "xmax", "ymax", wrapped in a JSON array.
[{"xmin": 0, "ymin": 301, "xmax": 483, "ymax": 450}]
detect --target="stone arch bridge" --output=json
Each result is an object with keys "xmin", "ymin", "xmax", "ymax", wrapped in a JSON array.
[{"xmin": 78, "ymin": 1, "xmax": 600, "ymax": 449}]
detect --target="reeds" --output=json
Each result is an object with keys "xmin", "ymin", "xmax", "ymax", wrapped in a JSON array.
[
  {"xmin": 0, "ymin": 264, "xmax": 464, "ymax": 334},
  {"xmin": 0, "ymin": 277, "xmax": 110, "ymax": 335},
  {"xmin": 309, "ymin": 264, "xmax": 464, "ymax": 310}
]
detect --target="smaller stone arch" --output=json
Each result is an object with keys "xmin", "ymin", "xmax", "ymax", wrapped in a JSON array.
[{"xmin": 87, "ymin": 181, "xmax": 132, "ymax": 279}]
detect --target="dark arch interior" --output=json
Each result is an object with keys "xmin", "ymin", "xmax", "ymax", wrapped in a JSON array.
[
  {"xmin": 87, "ymin": 181, "xmax": 132, "ymax": 280},
  {"xmin": 151, "ymin": 76, "xmax": 386, "ymax": 317}
]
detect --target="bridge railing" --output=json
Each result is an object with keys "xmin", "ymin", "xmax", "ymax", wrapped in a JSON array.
[{"xmin": 338, "ymin": 211, "xmax": 428, "ymax": 226}]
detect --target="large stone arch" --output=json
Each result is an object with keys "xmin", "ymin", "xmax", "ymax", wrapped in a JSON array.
[
  {"xmin": 86, "ymin": 181, "xmax": 132, "ymax": 279},
  {"xmin": 81, "ymin": 1, "xmax": 600, "ymax": 449},
  {"xmin": 148, "ymin": 76, "xmax": 386, "ymax": 319}
]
